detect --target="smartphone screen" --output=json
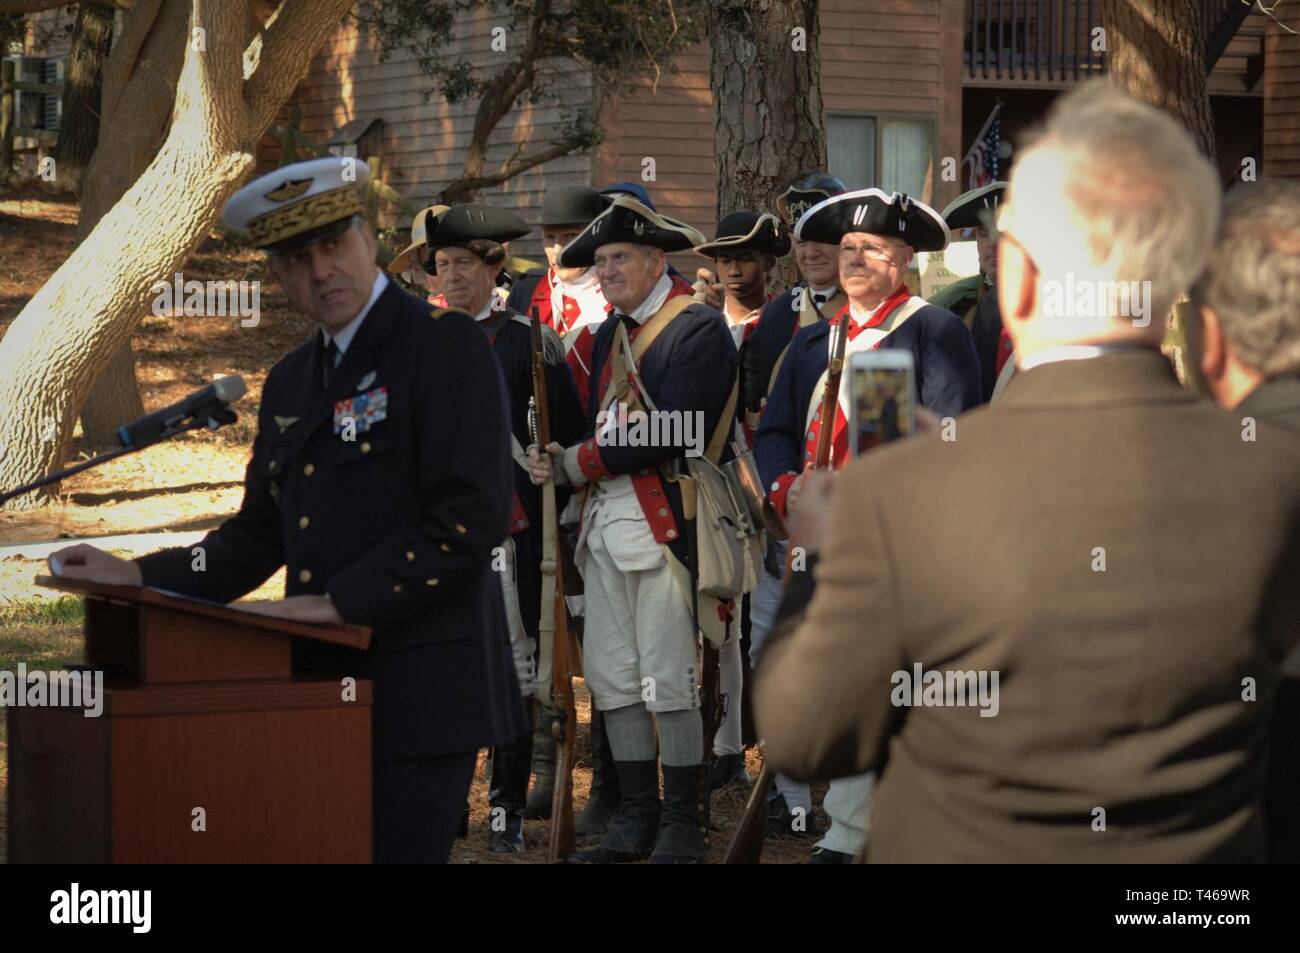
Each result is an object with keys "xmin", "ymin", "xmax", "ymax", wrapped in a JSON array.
[{"xmin": 849, "ymin": 351, "xmax": 917, "ymax": 455}]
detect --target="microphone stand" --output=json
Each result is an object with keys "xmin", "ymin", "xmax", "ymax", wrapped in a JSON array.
[{"xmin": 0, "ymin": 407, "xmax": 237, "ymax": 507}]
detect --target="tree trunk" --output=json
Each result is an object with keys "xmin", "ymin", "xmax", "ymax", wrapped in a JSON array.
[
  {"xmin": 52, "ymin": 0, "xmax": 115, "ymax": 195},
  {"xmin": 1101, "ymin": 0, "xmax": 1217, "ymax": 387},
  {"xmin": 73, "ymin": 0, "xmax": 190, "ymax": 449},
  {"xmin": 0, "ymin": 0, "xmax": 355, "ymax": 507},
  {"xmin": 710, "ymin": 0, "xmax": 825, "ymax": 286},
  {"xmin": 1101, "ymin": 0, "xmax": 1217, "ymax": 161}
]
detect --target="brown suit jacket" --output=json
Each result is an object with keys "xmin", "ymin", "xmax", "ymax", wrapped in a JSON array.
[{"xmin": 755, "ymin": 349, "xmax": 1300, "ymax": 862}]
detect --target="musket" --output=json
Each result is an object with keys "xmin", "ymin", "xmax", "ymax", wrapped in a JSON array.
[
  {"xmin": 530, "ymin": 306, "xmax": 579, "ymax": 862},
  {"xmin": 726, "ymin": 292, "xmax": 843, "ymax": 864}
]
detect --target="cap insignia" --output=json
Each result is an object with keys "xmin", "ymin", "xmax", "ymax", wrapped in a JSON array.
[{"xmin": 264, "ymin": 178, "xmax": 313, "ymax": 203}]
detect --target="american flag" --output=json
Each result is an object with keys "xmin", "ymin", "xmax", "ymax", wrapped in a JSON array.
[{"xmin": 963, "ymin": 105, "xmax": 1002, "ymax": 190}]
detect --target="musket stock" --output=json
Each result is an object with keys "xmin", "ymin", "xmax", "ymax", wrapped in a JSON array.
[{"xmin": 531, "ymin": 307, "xmax": 580, "ymax": 862}]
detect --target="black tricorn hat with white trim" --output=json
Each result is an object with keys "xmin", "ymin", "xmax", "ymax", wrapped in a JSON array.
[
  {"xmin": 559, "ymin": 195, "xmax": 706, "ymax": 268},
  {"xmin": 776, "ymin": 172, "xmax": 847, "ymax": 229},
  {"xmin": 694, "ymin": 211, "xmax": 792, "ymax": 258},
  {"xmin": 794, "ymin": 188, "xmax": 949, "ymax": 252},
  {"xmin": 942, "ymin": 181, "xmax": 1006, "ymax": 232}
]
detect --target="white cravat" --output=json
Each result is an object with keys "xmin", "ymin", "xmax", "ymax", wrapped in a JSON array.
[
  {"xmin": 848, "ymin": 294, "xmax": 901, "ymax": 327},
  {"xmin": 623, "ymin": 272, "xmax": 674, "ymax": 325}
]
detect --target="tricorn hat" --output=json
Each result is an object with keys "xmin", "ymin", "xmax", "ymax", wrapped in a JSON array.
[
  {"xmin": 426, "ymin": 203, "xmax": 530, "ymax": 250},
  {"xmin": 794, "ymin": 188, "xmax": 949, "ymax": 252},
  {"xmin": 694, "ymin": 211, "xmax": 791, "ymax": 259},
  {"xmin": 387, "ymin": 204, "xmax": 450, "ymax": 274},
  {"xmin": 559, "ymin": 195, "xmax": 705, "ymax": 268},
  {"xmin": 223, "ymin": 157, "xmax": 370, "ymax": 254},
  {"xmin": 542, "ymin": 186, "xmax": 606, "ymax": 227},
  {"xmin": 942, "ymin": 181, "xmax": 1007, "ymax": 232},
  {"xmin": 776, "ymin": 172, "xmax": 847, "ymax": 229}
]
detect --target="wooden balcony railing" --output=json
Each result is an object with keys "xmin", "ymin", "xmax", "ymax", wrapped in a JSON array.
[{"xmin": 964, "ymin": 0, "xmax": 1253, "ymax": 85}]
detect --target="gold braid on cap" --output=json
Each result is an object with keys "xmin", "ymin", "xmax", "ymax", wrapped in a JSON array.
[{"xmin": 247, "ymin": 188, "xmax": 365, "ymax": 248}]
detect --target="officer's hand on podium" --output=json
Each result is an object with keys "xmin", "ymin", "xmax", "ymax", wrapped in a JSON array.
[
  {"xmin": 238, "ymin": 595, "xmax": 343, "ymax": 624},
  {"xmin": 47, "ymin": 543, "xmax": 143, "ymax": 586}
]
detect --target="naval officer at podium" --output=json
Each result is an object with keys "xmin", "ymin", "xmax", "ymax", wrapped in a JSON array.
[{"xmin": 48, "ymin": 157, "xmax": 528, "ymax": 864}]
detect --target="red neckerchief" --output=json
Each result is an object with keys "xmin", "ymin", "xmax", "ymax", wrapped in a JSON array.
[
  {"xmin": 534, "ymin": 267, "xmax": 589, "ymax": 336},
  {"xmin": 843, "ymin": 285, "xmax": 912, "ymax": 341},
  {"xmin": 804, "ymin": 285, "xmax": 913, "ymax": 468}
]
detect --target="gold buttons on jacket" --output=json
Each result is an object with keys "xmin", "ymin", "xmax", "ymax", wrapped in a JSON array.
[
  {"xmin": 426, "ymin": 578, "xmax": 439, "ymax": 587},
  {"xmin": 406, "ymin": 550, "xmax": 416, "ymax": 562},
  {"xmin": 455, "ymin": 523, "xmax": 467, "ymax": 534},
  {"xmin": 303, "ymin": 463, "xmax": 315, "ymax": 476},
  {"xmin": 299, "ymin": 516, "xmax": 310, "ymax": 530},
  {"xmin": 298, "ymin": 569, "xmax": 312, "ymax": 583},
  {"xmin": 440, "ymin": 543, "xmax": 451, "ymax": 552},
  {"xmin": 360, "ymin": 441, "xmax": 371, "ymax": 454},
  {"xmin": 393, "ymin": 583, "xmax": 403, "ymax": 593}
]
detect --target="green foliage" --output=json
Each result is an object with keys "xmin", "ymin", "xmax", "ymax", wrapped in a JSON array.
[{"xmin": 0, "ymin": 13, "xmax": 27, "ymax": 55}]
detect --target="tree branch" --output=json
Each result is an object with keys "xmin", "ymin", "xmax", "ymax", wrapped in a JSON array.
[
  {"xmin": 244, "ymin": 0, "xmax": 354, "ymax": 133},
  {"xmin": 439, "ymin": 137, "xmax": 586, "ymax": 204},
  {"xmin": 112, "ymin": 0, "xmax": 187, "ymax": 131}
]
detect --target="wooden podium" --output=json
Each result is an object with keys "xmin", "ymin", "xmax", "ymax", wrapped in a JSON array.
[{"xmin": 7, "ymin": 576, "xmax": 374, "ymax": 863}]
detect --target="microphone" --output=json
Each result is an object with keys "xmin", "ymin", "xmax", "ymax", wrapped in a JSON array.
[{"xmin": 117, "ymin": 375, "xmax": 246, "ymax": 449}]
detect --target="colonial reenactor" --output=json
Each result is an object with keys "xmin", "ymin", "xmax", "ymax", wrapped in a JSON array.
[
  {"xmin": 387, "ymin": 203, "xmax": 450, "ymax": 305},
  {"xmin": 742, "ymin": 171, "xmax": 847, "ymax": 836},
  {"xmin": 754, "ymin": 187, "xmax": 982, "ymax": 862},
  {"xmin": 691, "ymin": 210, "xmax": 790, "ymax": 790},
  {"xmin": 939, "ymin": 181, "xmax": 1010, "ymax": 402},
  {"xmin": 744, "ymin": 173, "xmax": 850, "ymax": 433},
  {"xmin": 506, "ymin": 186, "xmax": 623, "ymax": 832},
  {"xmin": 426, "ymin": 203, "xmax": 587, "ymax": 852},
  {"xmin": 693, "ymin": 211, "xmax": 790, "ymax": 350},
  {"xmin": 528, "ymin": 196, "xmax": 739, "ymax": 863},
  {"xmin": 50, "ymin": 157, "xmax": 528, "ymax": 863},
  {"xmin": 507, "ymin": 187, "xmax": 611, "ymax": 416}
]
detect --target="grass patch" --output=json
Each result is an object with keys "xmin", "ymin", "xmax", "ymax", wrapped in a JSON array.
[{"xmin": 0, "ymin": 596, "xmax": 84, "ymax": 629}]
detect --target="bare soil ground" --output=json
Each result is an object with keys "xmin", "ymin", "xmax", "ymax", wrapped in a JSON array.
[{"xmin": 0, "ymin": 185, "xmax": 823, "ymax": 864}]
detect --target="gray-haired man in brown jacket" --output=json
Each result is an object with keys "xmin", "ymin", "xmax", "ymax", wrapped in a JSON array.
[{"xmin": 754, "ymin": 81, "xmax": 1300, "ymax": 863}]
